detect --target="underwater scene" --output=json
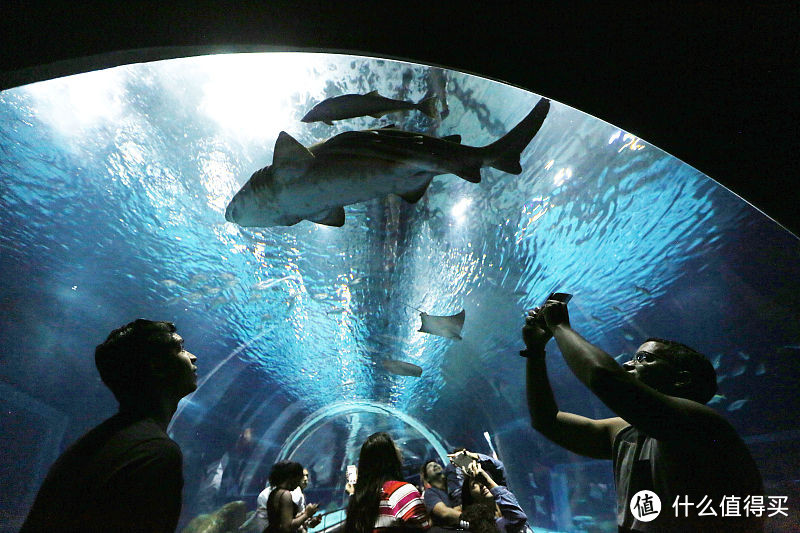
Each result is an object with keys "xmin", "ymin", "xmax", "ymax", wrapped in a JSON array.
[{"xmin": 1, "ymin": 52, "xmax": 799, "ymax": 532}]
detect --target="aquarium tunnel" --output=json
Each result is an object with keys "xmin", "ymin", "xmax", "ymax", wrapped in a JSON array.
[{"xmin": 1, "ymin": 52, "xmax": 798, "ymax": 532}]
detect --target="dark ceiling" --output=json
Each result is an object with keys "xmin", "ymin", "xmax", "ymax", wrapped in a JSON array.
[{"xmin": 1, "ymin": 3, "xmax": 796, "ymax": 235}]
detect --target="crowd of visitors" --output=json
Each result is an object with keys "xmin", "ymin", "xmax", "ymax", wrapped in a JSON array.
[{"xmin": 20, "ymin": 294, "xmax": 766, "ymax": 532}]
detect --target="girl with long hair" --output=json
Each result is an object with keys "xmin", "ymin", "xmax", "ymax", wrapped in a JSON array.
[
  {"xmin": 343, "ymin": 432, "xmax": 431, "ymax": 533},
  {"xmin": 266, "ymin": 461, "xmax": 319, "ymax": 533}
]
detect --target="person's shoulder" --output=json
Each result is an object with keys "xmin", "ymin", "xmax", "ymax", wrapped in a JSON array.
[
  {"xmin": 383, "ymin": 480, "xmax": 421, "ymax": 497},
  {"xmin": 112, "ymin": 419, "xmax": 182, "ymax": 466},
  {"xmin": 273, "ymin": 487, "xmax": 296, "ymax": 506},
  {"xmin": 60, "ymin": 413, "xmax": 126, "ymax": 448},
  {"xmin": 268, "ymin": 486, "xmax": 288, "ymax": 497},
  {"xmin": 120, "ymin": 417, "xmax": 179, "ymax": 444},
  {"xmin": 382, "ymin": 480, "xmax": 405, "ymax": 489},
  {"xmin": 131, "ymin": 434, "xmax": 182, "ymax": 459},
  {"xmin": 41, "ymin": 414, "xmax": 132, "ymax": 470},
  {"xmin": 422, "ymin": 486, "xmax": 445, "ymax": 503},
  {"xmin": 125, "ymin": 416, "xmax": 171, "ymax": 436},
  {"xmin": 680, "ymin": 399, "xmax": 742, "ymax": 439},
  {"xmin": 654, "ymin": 401, "xmax": 748, "ymax": 450}
]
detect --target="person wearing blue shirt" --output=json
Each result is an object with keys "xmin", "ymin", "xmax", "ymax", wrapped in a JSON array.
[
  {"xmin": 421, "ymin": 459, "xmax": 463, "ymax": 528},
  {"xmin": 460, "ymin": 461, "xmax": 528, "ymax": 533}
]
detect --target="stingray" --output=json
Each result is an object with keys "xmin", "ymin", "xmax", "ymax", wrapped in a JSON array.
[
  {"xmin": 417, "ymin": 309, "xmax": 466, "ymax": 340},
  {"xmin": 382, "ymin": 359, "xmax": 423, "ymax": 377}
]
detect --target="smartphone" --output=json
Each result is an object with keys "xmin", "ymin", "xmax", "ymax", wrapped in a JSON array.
[
  {"xmin": 451, "ymin": 452, "xmax": 473, "ymax": 469},
  {"xmin": 346, "ymin": 465, "xmax": 357, "ymax": 485},
  {"xmin": 544, "ymin": 292, "xmax": 572, "ymax": 305}
]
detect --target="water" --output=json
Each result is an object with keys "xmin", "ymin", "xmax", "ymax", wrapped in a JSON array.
[{"xmin": 1, "ymin": 52, "xmax": 798, "ymax": 532}]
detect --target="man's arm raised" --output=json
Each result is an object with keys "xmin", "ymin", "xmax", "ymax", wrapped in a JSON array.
[
  {"xmin": 523, "ymin": 309, "xmax": 626, "ymax": 459},
  {"xmin": 541, "ymin": 300, "xmax": 732, "ymax": 442}
]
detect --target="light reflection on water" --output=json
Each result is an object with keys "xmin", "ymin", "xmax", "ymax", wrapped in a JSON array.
[{"xmin": 0, "ymin": 53, "xmax": 750, "ymax": 412}]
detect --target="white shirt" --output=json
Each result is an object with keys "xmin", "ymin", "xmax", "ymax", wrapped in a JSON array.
[{"xmin": 250, "ymin": 485, "xmax": 306, "ymax": 531}]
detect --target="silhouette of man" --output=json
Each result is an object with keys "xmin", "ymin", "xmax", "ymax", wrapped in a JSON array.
[
  {"xmin": 522, "ymin": 299, "xmax": 763, "ymax": 532},
  {"xmin": 21, "ymin": 319, "xmax": 198, "ymax": 532}
]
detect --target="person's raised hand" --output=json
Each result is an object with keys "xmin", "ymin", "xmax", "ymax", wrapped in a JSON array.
[
  {"xmin": 522, "ymin": 307, "xmax": 553, "ymax": 351},
  {"xmin": 541, "ymin": 300, "xmax": 570, "ymax": 330}
]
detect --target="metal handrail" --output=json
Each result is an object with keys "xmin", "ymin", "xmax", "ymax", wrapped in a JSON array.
[{"xmin": 308, "ymin": 508, "xmax": 347, "ymax": 533}]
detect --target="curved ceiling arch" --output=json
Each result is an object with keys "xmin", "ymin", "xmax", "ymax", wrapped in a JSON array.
[{"xmin": 1, "ymin": 5, "xmax": 795, "ymax": 235}]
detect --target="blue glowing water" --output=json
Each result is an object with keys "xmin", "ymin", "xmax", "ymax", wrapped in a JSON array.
[{"xmin": 1, "ymin": 53, "xmax": 798, "ymax": 532}]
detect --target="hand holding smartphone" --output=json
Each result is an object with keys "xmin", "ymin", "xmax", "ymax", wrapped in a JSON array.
[
  {"xmin": 539, "ymin": 292, "xmax": 572, "ymax": 328},
  {"xmin": 527, "ymin": 292, "xmax": 572, "ymax": 331},
  {"xmin": 544, "ymin": 292, "xmax": 572, "ymax": 305},
  {"xmin": 346, "ymin": 465, "xmax": 357, "ymax": 485},
  {"xmin": 449, "ymin": 451, "xmax": 474, "ymax": 470}
]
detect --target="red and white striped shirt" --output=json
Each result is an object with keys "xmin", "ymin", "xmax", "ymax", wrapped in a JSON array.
[{"xmin": 373, "ymin": 480, "xmax": 431, "ymax": 533}]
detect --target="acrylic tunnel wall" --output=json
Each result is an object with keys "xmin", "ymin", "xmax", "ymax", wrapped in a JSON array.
[{"xmin": 1, "ymin": 53, "xmax": 798, "ymax": 532}]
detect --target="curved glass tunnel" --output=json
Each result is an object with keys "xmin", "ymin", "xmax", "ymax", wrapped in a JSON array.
[{"xmin": 1, "ymin": 52, "xmax": 799, "ymax": 532}]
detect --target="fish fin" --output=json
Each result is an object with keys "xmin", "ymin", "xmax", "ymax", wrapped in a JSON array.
[
  {"xmin": 310, "ymin": 207, "xmax": 346, "ymax": 227},
  {"xmin": 273, "ymin": 132, "xmax": 314, "ymax": 167},
  {"xmin": 441, "ymin": 134, "xmax": 462, "ymax": 143},
  {"xmin": 485, "ymin": 97, "xmax": 550, "ymax": 174},
  {"xmin": 398, "ymin": 174, "xmax": 434, "ymax": 204},
  {"xmin": 284, "ymin": 216, "xmax": 304, "ymax": 226},
  {"xmin": 416, "ymin": 96, "xmax": 439, "ymax": 118},
  {"xmin": 455, "ymin": 165, "xmax": 482, "ymax": 183},
  {"xmin": 324, "ymin": 120, "xmax": 334, "ymax": 126},
  {"xmin": 366, "ymin": 90, "xmax": 380, "ymax": 96},
  {"xmin": 488, "ymin": 153, "xmax": 523, "ymax": 175}
]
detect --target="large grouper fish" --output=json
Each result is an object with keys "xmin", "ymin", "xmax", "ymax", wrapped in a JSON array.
[{"xmin": 225, "ymin": 97, "xmax": 550, "ymax": 227}]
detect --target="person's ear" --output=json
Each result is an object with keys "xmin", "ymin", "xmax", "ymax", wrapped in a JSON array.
[
  {"xmin": 148, "ymin": 357, "xmax": 172, "ymax": 380},
  {"xmin": 674, "ymin": 370, "xmax": 692, "ymax": 390}
]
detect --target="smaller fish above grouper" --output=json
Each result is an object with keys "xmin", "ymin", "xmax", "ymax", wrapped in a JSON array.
[{"xmin": 301, "ymin": 91, "xmax": 439, "ymax": 124}]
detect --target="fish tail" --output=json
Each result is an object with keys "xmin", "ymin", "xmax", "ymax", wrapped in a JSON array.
[
  {"xmin": 416, "ymin": 96, "xmax": 439, "ymax": 118},
  {"xmin": 484, "ymin": 97, "xmax": 550, "ymax": 174}
]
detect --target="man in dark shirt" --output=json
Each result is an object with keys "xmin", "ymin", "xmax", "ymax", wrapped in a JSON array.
[
  {"xmin": 421, "ymin": 450, "xmax": 507, "ymax": 530},
  {"xmin": 522, "ymin": 299, "xmax": 763, "ymax": 532},
  {"xmin": 21, "ymin": 319, "xmax": 198, "ymax": 532},
  {"xmin": 421, "ymin": 459, "xmax": 463, "ymax": 528}
]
